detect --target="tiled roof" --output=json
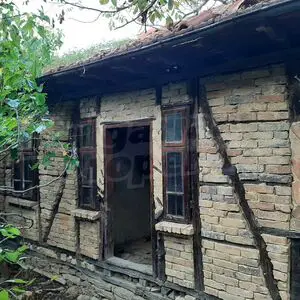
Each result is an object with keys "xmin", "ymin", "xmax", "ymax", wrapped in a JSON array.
[{"xmin": 44, "ymin": 0, "xmax": 281, "ymax": 75}]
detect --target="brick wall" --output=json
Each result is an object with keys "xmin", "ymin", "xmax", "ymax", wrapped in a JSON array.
[
  {"xmin": 97, "ymin": 88, "xmax": 162, "ymax": 207},
  {"xmin": 0, "ymin": 64, "xmax": 296, "ymax": 300},
  {"xmin": 79, "ymin": 221, "xmax": 100, "ymax": 259},
  {"xmin": 165, "ymin": 235, "xmax": 194, "ymax": 289},
  {"xmin": 290, "ymin": 122, "xmax": 300, "ymax": 230},
  {"xmin": 202, "ymin": 239, "xmax": 271, "ymax": 299},
  {"xmin": 40, "ymin": 103, "xmax": 78, "ymax": 251},
  {"xmin": 200, "ymin": 64, "xmax": 291, "ymax": 299}
]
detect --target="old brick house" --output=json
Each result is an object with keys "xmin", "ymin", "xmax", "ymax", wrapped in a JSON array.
[{"xmin": 2, "ymin": 0, "xmax": 300, "ymax": 299}]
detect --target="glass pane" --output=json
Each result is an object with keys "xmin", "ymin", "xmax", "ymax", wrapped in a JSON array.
[
  {"xmin": 81, "ymin": 187, "xmax": 94, "ymax": 206},
  {"xmin": 165, "ymin": 112, "xmax": 183, "ymax": 143},
  {"xmin": 81, "ymin": 124, "xmax": 94, "ymax": 147},
  {"xmin": 23, "ymin": 181, "xmax": 34, "ymax": 199},
  {"xmin": 81, "ymin": 153, "xmax": 96, "ymax": 186},
  {"xmin": 13, "ymin": 180, "xmax": 21, "ymax": 191},
  {"xmin": 14, "ymin": 163, "xmax": 21, "ymax": 181},
  {"xmin": 167, "ymin": 152, "xmax": 183, "ymax": 193},
  {"xmin": 24, "ymin": 180, "xmax": 33, "ymax": 190},
  {"xmin": 21, "ymin": 139, "xmax": 32, "ymax": 149},
  {"xmin": 24, "ymin": 155, "xmax": 35, "ymax": 181},
  {"xmin": 167, "ymin": 194, "xmax": 184, "ymax": 216}
]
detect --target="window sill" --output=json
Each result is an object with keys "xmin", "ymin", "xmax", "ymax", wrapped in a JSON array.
[
  {"xmin": 7, "ymin": 197, "xmax": 38, "ymax": 209},
  {"xmin": 71, "ymin": 209, "xmax": 101, "ymax": 221},
  {"xmin": 155, "ymin": 221, "xmax": 194, "ymax": 236}
]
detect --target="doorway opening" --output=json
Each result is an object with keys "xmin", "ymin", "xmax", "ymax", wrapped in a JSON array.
[{"xmin": 105, "ymin": 124, "xmax": 152, "ymax": 266}]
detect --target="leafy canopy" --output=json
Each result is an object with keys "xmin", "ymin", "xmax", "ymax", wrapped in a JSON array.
[
  {"xmin": 48, "ymin": 0, "xmax": 231, "ymax": 29},
  {"xmin": 0, "ymin": 1, "xmax": 61, "ymax": 155}
]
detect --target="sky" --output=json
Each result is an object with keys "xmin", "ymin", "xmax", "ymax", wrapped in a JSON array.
[
  {"xmin": 16, "ymin": 0, "xmax": 140, "ymax": 54},
  {"xmin": 16, "ymin": 0, "xmax": 218, "ymax": 55}
]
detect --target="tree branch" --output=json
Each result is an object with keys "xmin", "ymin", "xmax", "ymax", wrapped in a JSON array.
[
  {"xmin": 59, "ymin": 0, "xmax": 133, "ymax": 14},
  {"xmin": 114, "ymin": 0, "xmax": 158, "ymax": 30}
]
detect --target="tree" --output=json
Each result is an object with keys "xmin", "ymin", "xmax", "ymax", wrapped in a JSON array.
[
  {"xmin": 0, "ymin": 1, "xmax": 77, "ymax": 194},
  {"xmin": 49, "ymin": 0, "xmax": 233, "ymax": 29},
  {"xmin": 0, "ymin": 2, "xmax": 77, "ymax": 297}
]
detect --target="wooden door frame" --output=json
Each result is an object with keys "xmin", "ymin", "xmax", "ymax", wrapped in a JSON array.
[{"xmin": 103, "ymin": 120, "xmax": 157, "ymax": 275}]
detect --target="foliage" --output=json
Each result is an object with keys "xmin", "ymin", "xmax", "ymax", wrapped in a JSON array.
[
  {"xmin": 0, "ymin": 1, "xmax": 61, "ymax": 158},
  {"xmin": 49, "ymin": 0, "xmax": 232, "ymax": 29},
  {"xmin": 0, "ymin": 224, "xmax": 32, "ymax": 299},
  {"xmin": 0, "ymin": 1, "xmax": 78, "ymax": 192},
  {"xmin": 44, "ymin": 38, "xmax": 131, "ymax": 73}
]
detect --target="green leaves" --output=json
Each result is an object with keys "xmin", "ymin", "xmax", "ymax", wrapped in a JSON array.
[
  {"xmin": 99, "ymin": 0, "xmax": 109, "ymax": 4},
  {"xmin": 4, "ymin": 251, "xmax": 20, "ymax": 263},
  {"xmin": 35, "ymin": 93, "xmax": 46, "ymax": 106},
  {"xmin": 0, "ymin": 1, "xmax": 61, "ymax": 164},
  {"xmin": 0, "ymin": 225, "xmax": 21, "ymax": 239},
  {"xmin": 7, "ymin": 99, "xmax": 20, "ymax": 109},
  {"xmin": 0, "ymin": 290, "xmax": 9, "ymax": 300}
]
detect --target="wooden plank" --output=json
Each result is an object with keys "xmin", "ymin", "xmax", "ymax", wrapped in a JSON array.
[
  {"xmin": 190, "ymin": 80, "xmax": 204, "ymax": 292},
  {"xmin": 260, "ymin": 226, "xmax": 300, "ymax": 239},
  {"xmin": 106, "ymin": 256, "xmax": 153, "ymax": 275}
]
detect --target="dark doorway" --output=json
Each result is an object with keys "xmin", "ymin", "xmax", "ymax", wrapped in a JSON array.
[{"xmin": 105, "ymin": 124, "xmax": 152, "ymax": 265}]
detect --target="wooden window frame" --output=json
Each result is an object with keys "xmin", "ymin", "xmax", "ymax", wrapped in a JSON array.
[
  {"xmin": 162, "ymin": 106, "xmax": 190, "ymax": 222},
  {"xmin": 12, "ymin": 138, "xmax": 38, "ymax": 201},
  {"xmin": 78, "ymin": 118, "xmax": 98, "ymax": 210}
]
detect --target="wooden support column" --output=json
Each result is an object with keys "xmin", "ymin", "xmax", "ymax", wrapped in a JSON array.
[
  {"xmin": 189, "ymin": 79, "xmax": 204, "ymax": 291},
  {"xmin": 157, "ymin": 232, "xmax": 166, "ymax": 281},
  {"xmin": 155, "ymin": 86, "xmax": 162, "ymax": 106}
]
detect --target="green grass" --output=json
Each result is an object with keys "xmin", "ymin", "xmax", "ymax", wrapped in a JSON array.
[{"xmin": 44, "ymin": 38, "xmax": 132, "ymax": 73}]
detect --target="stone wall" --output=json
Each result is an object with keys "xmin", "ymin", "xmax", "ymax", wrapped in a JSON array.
[{"xmin": 25, "ymin": 245, "xmax": 199, "ymax": 300}]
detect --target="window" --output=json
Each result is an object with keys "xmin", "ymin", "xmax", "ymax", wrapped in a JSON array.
[
  {"xmin": 13, "ymin": 139, "xmax": 38, "ymax": 200},
  {"xmin": 162, "ymin": 107, "xmax": 190, "ymax": 221},
  {"xmin": 78, "ymin": 119, "xmax": 97, "ymax": 210}
]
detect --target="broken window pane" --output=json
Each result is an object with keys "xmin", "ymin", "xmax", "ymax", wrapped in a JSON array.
[{"xmin": 165, "ymin": 112, "xmax": 183, "ymax": 143}]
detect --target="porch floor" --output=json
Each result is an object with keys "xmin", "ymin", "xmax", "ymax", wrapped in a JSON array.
[{"xmin": 114, "ymin": 238, "xmax": 152, "ymax": 265}]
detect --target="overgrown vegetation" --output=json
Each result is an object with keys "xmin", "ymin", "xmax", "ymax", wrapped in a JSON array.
[
  {"xmin": 0, "ymin": 1, "xmax": 58, "ymax": 155},
  {"xmin": 0, "ymin": 1, "xmax": 78, "ymax": 194},
  {"xmin": 0, "ymin": 223, "xmax": 30, "ymax": 299},
  {"xmin": 44, "ymin": 38, "xmax": 131, "ymax": 73}
]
